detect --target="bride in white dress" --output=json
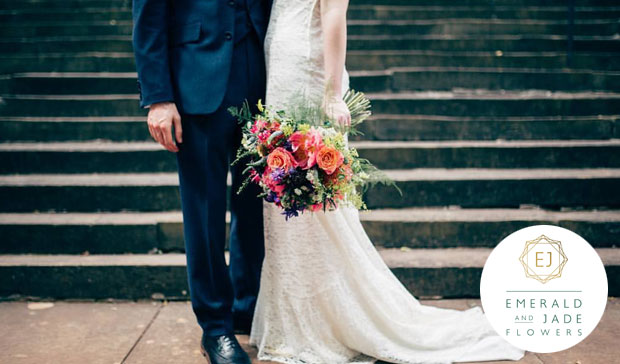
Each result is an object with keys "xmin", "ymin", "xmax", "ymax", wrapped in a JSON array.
[{"xmin": 249, "ymin": 0, "xmax": 527, "ymax": 363}]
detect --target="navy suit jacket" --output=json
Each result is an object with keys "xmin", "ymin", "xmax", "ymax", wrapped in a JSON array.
[{"xmin": 132, "ymin": 0, "xmax": 272, "ymax": 114}]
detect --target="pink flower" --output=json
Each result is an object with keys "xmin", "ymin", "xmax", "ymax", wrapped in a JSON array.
[
  {"xmin": 289, "ymin": 132, "xmax": 310, "ymax": 168},
  {"xmin": 305, "ymin": 127, "xmax": 324, "ymax": 168},
  {"xmin": 288, "ymin": 131, "xmax": 306, "ymax": 151},
  {"xmin": 251, "ymin": 118, "xmax": 267, "ymax": 134},
  {"xmin": 250, "ymin": 169, "xmax": 261, "ymax": 183},
  {"xmin": 257, "ymin": 130, "xmax": 270, "ymax": 142},
  {"xmin": 288, "ymin": 128, "xmax": 323, "ymax": 169}
]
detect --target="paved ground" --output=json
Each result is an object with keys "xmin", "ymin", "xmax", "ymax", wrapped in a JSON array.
[{"xmin": 1, "ymin": 298, "xmax": 618, "ymax": 364}]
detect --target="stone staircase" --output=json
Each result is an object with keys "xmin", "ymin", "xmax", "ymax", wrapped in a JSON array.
[{"xmin": 0, "ymin": 0, "xmax": 619, "ymax": 300}]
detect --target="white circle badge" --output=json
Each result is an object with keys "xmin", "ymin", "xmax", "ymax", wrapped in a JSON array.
[{"xmin": 480, "ymin": 225, "xmax": 608, "ymax": 353}]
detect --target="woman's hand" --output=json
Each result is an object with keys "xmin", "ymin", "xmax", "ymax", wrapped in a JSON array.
[{"xmin": 323, "ymin": 96, "xmax": 351, "ymax": 128}]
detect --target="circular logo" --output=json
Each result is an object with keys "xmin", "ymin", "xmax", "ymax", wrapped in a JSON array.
[{"xmin": 480, "ymin": 225, "xmax": 608, "ymax": 353}]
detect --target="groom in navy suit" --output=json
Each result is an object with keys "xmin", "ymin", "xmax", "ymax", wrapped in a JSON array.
[{"xmin": 132, "ymin": 0, "xmax": 271, "ymax": 362}]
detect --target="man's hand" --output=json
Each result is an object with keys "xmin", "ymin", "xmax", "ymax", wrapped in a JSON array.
[{"xmin": 147, "ymin": 102, "xmax": 182, "ymax": 152}]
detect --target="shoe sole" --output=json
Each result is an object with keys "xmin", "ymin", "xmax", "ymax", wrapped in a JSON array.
[{"xmin": 199, "ymin": 342, "xmax": 212, "ymax": 364}]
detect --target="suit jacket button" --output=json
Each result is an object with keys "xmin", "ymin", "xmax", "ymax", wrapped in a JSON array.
[{"xmin": 225, "ymin": 31, "xmax": 232, "ymax": 41}]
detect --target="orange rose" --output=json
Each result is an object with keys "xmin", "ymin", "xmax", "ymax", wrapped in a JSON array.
[
  {"xmin": 267, "ymin": 147, "xmax": 297, "ymax": 171},
  {"xmin": 317, "ymin": 146, "xmax": 344, "ymax": 175}
]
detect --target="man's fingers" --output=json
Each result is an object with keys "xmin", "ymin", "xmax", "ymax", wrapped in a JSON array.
[
  {"xmin": 156, "ymin": 129, "xmax": 165, "ymax": 148},
  {"xmin": 173, "ymin": 115, "xmax": 183, "ymax": 144},
  {"xmin": 162, "ymin": 125, "xmax": 178, "ymax": 152},
  {"xmin": 165, "ymin": 125, "xmax": 179, "ymax": 152},
  {"xmin": 150, "ymin": 123, "xmax": 161, "ymax": 145},
  {"xmin": 152, "ymin": 123, "xmax": 165, "ymax": 146}
]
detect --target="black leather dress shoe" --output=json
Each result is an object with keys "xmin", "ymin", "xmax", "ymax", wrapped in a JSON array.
[{"xmin": 200, "ymin": 332, "xmax": 251, "ymax": 364}]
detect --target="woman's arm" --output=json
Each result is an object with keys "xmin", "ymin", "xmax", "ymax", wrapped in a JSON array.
[{"xmin": 320, "ymin": 0, "xmax": 351, "ymax": 126}]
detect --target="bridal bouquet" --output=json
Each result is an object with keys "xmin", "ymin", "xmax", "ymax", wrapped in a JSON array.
[{"xmin": 229, "ymin": 90, "xmax": 398, "ymax": 219}]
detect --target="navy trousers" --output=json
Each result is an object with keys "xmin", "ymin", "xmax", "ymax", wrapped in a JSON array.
[{"xmin": 175, "ymin": 30, "xmax": 266, "ymax": 336}]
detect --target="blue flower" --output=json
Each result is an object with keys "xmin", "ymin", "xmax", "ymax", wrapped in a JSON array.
[{"xmin": 282, "ymin": 208, "xmax": 299, "ymax": 220}]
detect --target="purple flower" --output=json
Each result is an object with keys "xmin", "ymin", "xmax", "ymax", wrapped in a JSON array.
[
  {"xmin": 264, "ymin": 191, "xmax": 281, "ymax": 204},
  {"xmin": 270, "ymin": 167, "xmax": 286, "ymax": 181},
  {"xmin": 265, "ymin": 191, "xmax": 277, "ymax": 203}
]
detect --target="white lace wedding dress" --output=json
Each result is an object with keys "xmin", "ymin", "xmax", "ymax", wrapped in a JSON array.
[{"xmin": 249, "ymin": 1, "xmax": 526, "ymax": 363}]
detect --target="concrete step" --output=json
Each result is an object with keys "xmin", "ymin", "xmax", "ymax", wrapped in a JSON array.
[
  {"xmin": 0, "ymin": 211, "xmax": 186, "ymax": 254},
  {"xmin": 346, "ymin": 50, "xmax": 620, "ymax": 71},
  {"xmin": 367, "ymin": 168, "xmax": 620, "ymax": 209},
  {"xmin": 0, "ymin": 36, "xmax": 135, "ymax": 53},
  {"xmin": 2, "ymin": 6, "xmax": 619, "ymax": 23},
  {"xmin": 0, "ymin": 0, "xmax": 131, "ymax": 10},
  {"xmin": 362, "ymin": 208, "xmax": 620, "ymax": 249},
  {"xmin": 351, "ymin": 0, "xmax": 620, "ymax": 5},
  {"xmin": 347, "ymin": 19, "xmax": 620, "ymax": 36},
  {"xmin": 2, "ymin": 115, "xmax": 617, "ymax": 143},
  {"xmin": 1, "ymin": 169, "xmax": 619, "ymax": 212},
  {"xmin": 0, "ymin": 8, "xmax": 132, "ymax": 23},
  {"xmin": 0, "ymin": 21, "xmax": 134, "ymax": 37},
  {"xmin": 3, "ymin": 19, "xmax": 619, "ymax": 38},
  {"xmin": 356, "ymin": 115, "xmax": 620, "ymax": 141},
  {"xmin": 2, "ymin": 51, "xmax": 619, "ymax": 74},
  {"xmin": 4, "ymin": 69, "xmax": 620, "ymax": 95},
  {"xmin": 353, "ymin": 139, "xmax": 620, "ymax": 169},
  {"xmin": 2, "ymin": 35, "xmax": 618, "ymax": 54},
  {"xmin": 0, "ymin": 52, "xmax": 137, "ymax": 74},
  {"xmin": 0, "ymin": 72, "xmax": 139, "ymax": 94},
  {"xmin": 366, "ymin": 90, "xmax": 620, "ymax": 117},
  {"xmin": 0, "ymin": 172, "xmax": 182, "ymax": 212},
  {"xmin": 0, "ymin": 208, "xmax": 618, "ymax": 254},
  {"xmin": 0, "ymin": 116, "xmax": 150, "ymax": 142},
  {"xmin": 1, "ymin": 248, "xmax": 618, "ymax": 299},
  {"xmin": 1, "ymin": 140, "xmax": 619, "ymax": 174},
  {"xmin": 347, "ymin": 35, "xmax": 620, "ymax": 52},
  {"xmin": 0, "ymin": 94, "xmax": 142, "ymax": 117},
  {"xmin": 2, "ymin": 91, "xmax": 620, "ymax": 117},
  {"xmin": 347, "ymin": 6, "xmax": 620, "ymax": 21},
  {"xmin": 353, "ymin": 67, "xmax": 620, "ymax": 92}
]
